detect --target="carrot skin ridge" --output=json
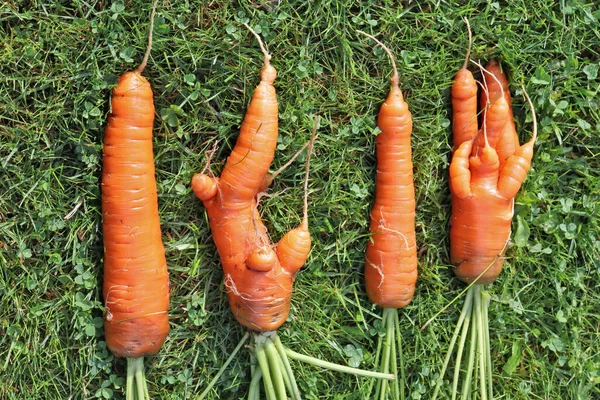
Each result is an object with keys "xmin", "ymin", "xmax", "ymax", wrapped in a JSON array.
[{"xmin": 102, "ymin": 71, "xmax": 170, "ymax": 359}]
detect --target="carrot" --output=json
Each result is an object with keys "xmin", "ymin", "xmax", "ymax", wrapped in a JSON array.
[
  {"xmin": 478, "ymin": 59, "xmax": 521, "ymax": 167},
  {"xmin": 194, "ymin": 26, "xmax": 394, "ymax": 400},
  {"xmin": 191, "ymin": 25, "xmax": 305, "ymax": 333},
  {"xmin": 357, "ymin": 30, "xmax": 417, "ymax": 400},
  {"xmin": 101, "ymin": 2, "xmax": 168, "ymax": 399},
  {"xmin": 431, "ymin": 23, "xmax": 537, "ymax": 400},
  {"xmin": 451, "ymin": 18, "xmax": 479, "ymax": 147}
]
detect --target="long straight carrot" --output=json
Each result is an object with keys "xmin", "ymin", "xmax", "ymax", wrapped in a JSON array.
[
  {"xmin": 101, "ymin": 2, "xmax": 169, "ymax": 399},
  {"xmin": 361, "ymin": 33, "xmax": 417, "ymax": 310},
  {"xmin": 358, "ymin": 30, "xmax": 417, "ymax": 400}
]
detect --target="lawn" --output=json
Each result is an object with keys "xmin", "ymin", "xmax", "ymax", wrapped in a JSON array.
[{"xmin": 1, "ymin": 0, "xmax": 599, "ymax": 399}]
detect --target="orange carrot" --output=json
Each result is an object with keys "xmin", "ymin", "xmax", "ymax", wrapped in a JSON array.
[
  {"xmin": 358, "ymin": 30, "xmax": 416, "ymax": 400},
  {"xmin": 451, "ymin": 19, "xmax": 479, "ymax": 147},
  {"xmin": 101, "ymin": 2, "xmax": 168, "ymax": 398},
  {"xmin": 191, "ymin": 27, "xmax": 310, "ymax": 333},
  {"xmin": 432, "ymin": 23, "xmax": 536, "ymax": 400},
  {"xmin": 478, "ymin": 59, "xmax": 520, "ymax": 167},
  {"xmin": 362, "ymin": 36, "xmax": 417, "ymax": 310},
  {"xmin": 450, "ymin": 61, "xmax": 535, "ymax": 284}
]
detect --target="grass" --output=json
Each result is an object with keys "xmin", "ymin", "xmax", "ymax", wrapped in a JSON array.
[{"xmin": 1, "ymin": 0, "xmax": 599, "ymax": 398}]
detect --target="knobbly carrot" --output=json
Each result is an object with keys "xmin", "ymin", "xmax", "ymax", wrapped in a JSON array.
[
  {"xmin": 358, "ymin": 30, "xmax": 417, "ymax": 400},
  {"xmin": 101, "ymin": 2, "xmax": 169, "ymax": 399},
  {"xmin": 191, "ymin": 26, "xmax": 307, "ymax": 333},
  {"xmin": 194, "ymin": 26, "xmax": 394, "ymax": 400}
]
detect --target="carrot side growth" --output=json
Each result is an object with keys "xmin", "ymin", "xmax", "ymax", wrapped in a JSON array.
[
  {"xmin": 101, "ymin": 2, "xmax": 169, "ymax": 399},
  {"xmin": 191, "ymin": 26, "xmax": 304, "ymax": 332}
]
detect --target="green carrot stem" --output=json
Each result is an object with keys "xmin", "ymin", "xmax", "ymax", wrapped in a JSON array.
[
  {"xmin": 134, "ymin": 359, "xmax": 148, "ymax": 400},
  {"xmin": 389, "ymin": 310, "xmax": 400, "ymax": 400},
  {"xmin": 432, "ymin": 287, "xmax": 474, "ymax": 400},
  {"xmin": 125, "ymin": 357, "xmax": 149, "ymax": 400},
  {"xmin": 395, "ymin": 310, "xmax": 405, "ymax": 400},
  {"xmin": 276, "ymin": 350, "xmax": 294, "ymax": 397},
  {"xmin": 452, "ymin": 289, "xmax": 474, "ymax": 400},
  {"xmin": 264, "ymin": 337, "xmax": 287, "ymax": 400},
  {"xmin": 248, "ymin": 366, "xmax": 263, "ymax": 400},
  {"xmin": 272, "ymin": 335, "xmax": 302, "ymax": 400},
  {"xmin": 198, "ymin": 332, "xmax": 250, "ymax": 400},
  {"xmin": 378, "ymin": 308, "xmax": 394, "ymax": 400},
  {"xmin": 141, "ymin": 365, "xmax": 150, "ymax": 399},
  {"xmin": 461, "ymin": 287, "xmax": 479, "ymax": 400},
  {"xmin": 126, "ymin": 358, "xmax": 135, "ymax": 400},
  {"xmin": 474, "ymin": 287, "xmax": 487, "ymax": 400},
  {"xmin": 255, "ymin": 337, "xmax": 277, "ymax": 400},
  {"xmin": 284, "ymin": 348, "xmax": 395, "ymax": 380},
  {"xmin": 482, "ymin": 290, "xmax": 493, "ymax": 400}
]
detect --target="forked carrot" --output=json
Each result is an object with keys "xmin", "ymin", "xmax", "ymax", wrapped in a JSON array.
[
  {"xmin": 431, "ymin": 22, "xmax": 537, "ymax": 400},
  {"xmin": 101, "ymin": 2, "xmax": 169, "ymax": 399}
]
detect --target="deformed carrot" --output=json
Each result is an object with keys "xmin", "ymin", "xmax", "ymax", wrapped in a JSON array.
[
  {"xmin": 432, "ymin": 22, "xmax": 537, "ymax": 400},
  {"xmin": 191, "ymin": 26, "xmax": 309, "ymax": 333}
]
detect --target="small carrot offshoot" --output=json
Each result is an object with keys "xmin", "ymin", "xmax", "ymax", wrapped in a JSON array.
[
  {"xmin": 101, "ymin": 2, "xmax": 168, "ymax": 400},
  {"xmin": 193, "ymin": 26, "xmax": 395, "ymax": 399},
  {"xmin": 357, "ymin": 30, "xmax": 418, "ymax": 400},
  {"xmin": 430, "ymin": 20, "xmax": 537, "ymax": 400}
]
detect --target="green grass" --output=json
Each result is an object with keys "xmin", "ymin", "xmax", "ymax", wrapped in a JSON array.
[{"xmin": 1, "ymin": 0, "xmax": 599, "ymax": 399}]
